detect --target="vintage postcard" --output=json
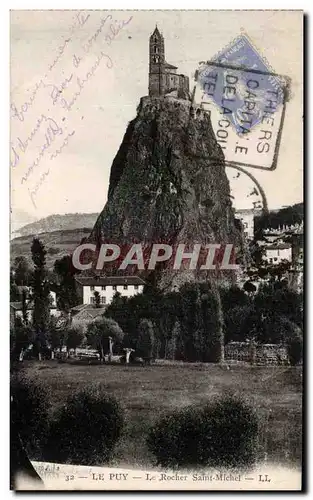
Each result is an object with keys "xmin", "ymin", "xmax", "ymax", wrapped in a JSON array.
[{"xmin": 10, "ymin": 9, "xmax": 304, "ymax": 491}]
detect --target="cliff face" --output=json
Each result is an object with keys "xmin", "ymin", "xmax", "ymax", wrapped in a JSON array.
[{"xmin": 90, "ymin": 96, "xmax": 243, "ymax": 287}]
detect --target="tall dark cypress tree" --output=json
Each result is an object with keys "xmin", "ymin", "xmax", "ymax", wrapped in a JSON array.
[
  {"xmin": 30, "ymin": 238, "xmax": 51, "ymax": 359},
  {"xmin": 54, "ymin": 255, "xmax": 78, "ymax": 313}
]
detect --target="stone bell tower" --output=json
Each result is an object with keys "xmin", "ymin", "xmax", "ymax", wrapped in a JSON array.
[{"xmin": 149, "ymin": 26, "xmax": 166, "ymax": 96}]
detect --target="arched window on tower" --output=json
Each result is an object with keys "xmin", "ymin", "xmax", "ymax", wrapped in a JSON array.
[
  {"xmin": 154, "ymin": 36, "xmax": 158, "ymax": 43},
  {"xmin": 153, "ymin": 55, "xmax": 160, "ymax": 63},
  {"xmin": 153, "ymin": 46, "xmax": 159, "ymax": 54}
]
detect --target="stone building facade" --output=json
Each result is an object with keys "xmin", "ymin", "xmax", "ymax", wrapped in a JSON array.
[
  {"xmin": 75, "ymin": 276, "xmax": 145, "ymax": 306},
  {"xmin": 148, "ymin": 26, "xmax": 189, "ymax": 98}
]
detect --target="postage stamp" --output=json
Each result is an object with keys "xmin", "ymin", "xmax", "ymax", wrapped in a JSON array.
[{"xmin": 195, "ymin": 33, "xmax": 290, "ymax": 171}]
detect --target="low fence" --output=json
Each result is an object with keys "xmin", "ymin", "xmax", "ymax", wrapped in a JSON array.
[{"xmin": 225, "ymin": 341, "xmax": 289, "ymax": 365}]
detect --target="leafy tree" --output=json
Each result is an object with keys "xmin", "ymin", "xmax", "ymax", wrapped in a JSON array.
[
  {"xmin": 263, "ymin": 314, "xmax": 301, "ymax": 346},
  {"xmin": 224, "ymin": 304, "xmax": 254, "ymax": 343},
  {"xmin": 86, "ymin": 317, "xmax": 124, "ymax": 361},
  {"xmin": 94, "ymin": 290, "xmax": 101, "ymax": 308},
  {"xmin": 13, "ymin": 256, "xmax": 31, "ymax": 286},
  {"xmin": 256, "ymin": 267, "xmax": 270, "ymax": 280},
  {"xmin": 105, "ymin": 293, "xmax": 132, "ymax": 334},
  {"xmin": 179, "ymin": 283, "xmax": 202, "ymax": 361},
  {"xmin": 10, "ymin": 268, "xmax": 20, "ymax": 302},
  {"xmin": 21, "ymin": 288, "xmax": 29, "ymax": 325},
  {"xmin": 247, "ymin": 257, "xmax": 292, "ymax": 285},
  {"xmin": 105, "ymin": 290, "xmax": 160, "ymax": 349},
  {"xmin": 104, "ymin": 278, "xmax": 301, "ymax": 362},
  {"xmin": 105, "ymin": 281, "xmax": 227, "ymax": 363},
  {"xmin": 30, "ymin": 239, "xmax": 51, "ymax": 359},
  {"xmin": 214, "ymin": 285, "xmax": 225, "ymax": 363},
  {"xmin": 65, "ymin": 326, "xmax": 84, "ymax": 356},
  {"xmin": 172, "ymin": 282, "xmax": 225, "ymax": 363},
  {"xmin": 200, "ymin": 283, "xmax": 225, "ymax": 362},
  {"xmin": 243, "ymin": 281, "xmax": 257, "ymax": 294},
  {"xmin": 10, "ymin": 317, "xmax": 34, "ymax": 361},
  {"xmin": 47, "ymin": 316, "xmax": 63, "ymax": 358},
  {"xmin": 158, "ymin": 291, "xmax": 182, "ymax": 357},
  {"xmin": 137, "ymin": 319, "xmax": 154, "ymax": 363},
  {"xmin": 248, "ymin": 240, "xmax": 266, "ymax": 267},
  {"xmin": 286, "ymin": 327, "xmax": 303, "ymax": 366},
  {"xmin": 165, "ymin": 320, "xmax": 180, "ymax": 360},
  {"xmin": 267, "ymin": 260, "xmax": 292, "ymax": 282},
  {"xmin": 225, "ymin": 303, "xmax": 302, "ymax": 346},
  {"xmin": 220, "ymin": 285, "xmax": 250, "ymax": 313},
  {"xmin": 54, "ymin": 255, "xmax": 78, "ymax": 313},
  {"xmin": 254, "ymin": 283, "xmax": 303, "ymax": 329},
  {"xmin": 11, "ymin": 287, "xmax": 32, "ymax": 360},
  {"xmin": 254, "ymin": 202, "xmax": 303, "ymax": 233}
]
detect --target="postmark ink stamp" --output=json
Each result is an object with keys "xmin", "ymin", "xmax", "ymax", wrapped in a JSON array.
[{"xmin": 195, "ymin": 33, "xmax": 291, "ymax": 171}]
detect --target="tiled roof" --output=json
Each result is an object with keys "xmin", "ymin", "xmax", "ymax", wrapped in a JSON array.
[
  {"xmin": 72, "ymin": 303, "xmax": 106, "ymax": 312},
  {"xmin": 71, "ymin": 303, "xmax": 90, "ymax": 312},
  {"xmin": 10, "ymin": 302, "xmax": 24, "ymax": 310},
  {"xmin": 17, "ymin": 285, "xmax": 30, "ymax": 292},
  {"xmin": 10, "ymin": 301, "xmax": 57, "ymax": 310},
  {"xmin": 266, "ymin": 244, "xmax": 292, "ymax": 250},
  {"xmin": 235, "ymin": 208, "xmax": 262, "ymax": 215},
  {"xmin": 75, "ymin": 276, "xmax": 145, "ymax": 286},
  {"xmin": 71, "ymin": 305, "xmax": 107, "ymax": 320},
  {"xmin": 165, "ymin": 61, "xmax": 178, "ymax": 69}
]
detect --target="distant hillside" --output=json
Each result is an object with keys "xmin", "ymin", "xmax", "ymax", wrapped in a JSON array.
[
  {"xmin": 10, "ymin": 227, "xmax": 92, "ymax": 270},
  {"xmin": 11, "ymin": 212, "xmax": 99, "ymax": 238},
  {"xmin": 10, "ymin": 209, "xmax": 37, "ymax": 234},
  {"xmin": 255, "ymin": 203, "xmax": 303, "ymax": 233}
]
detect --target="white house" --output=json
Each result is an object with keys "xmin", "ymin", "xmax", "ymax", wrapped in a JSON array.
[
  {"xmin": 16, "ymin": 286, "xmax": 57, "ymax": 307},
  {"xmin": 264, "ymin": 243, "xmax": 292, "ymax": 265},
  {"xmin": 261, "ymin": 233, "xmax": 286, "ymax": 244},
  {"xmin": 75, "ymin": 276, "xmax": 145, "ymax": 306},
  {"xmin": 10, "ymin": 290, "xmax": 61, "ymax": 326},
  {"xmin": 235, "ymin": 208, "xmax": 260, "ymax": 240}
]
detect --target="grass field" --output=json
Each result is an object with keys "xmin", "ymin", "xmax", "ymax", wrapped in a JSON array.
[{"xmin": 21, "ymin": 361, "xmax": 303, "ymax": 468}]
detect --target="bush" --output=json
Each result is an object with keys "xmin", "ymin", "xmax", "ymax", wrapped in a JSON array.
[
  {"xmin": 11, "ymin": 374, "xmax": 50, "ymax": 458},
  {"xmin": 147, "ymin": 395, "xmax": 258, "ymax": 469},
  {"xmin": 43, "ymin": 384, "xmax": 124, "ymax": 465}
]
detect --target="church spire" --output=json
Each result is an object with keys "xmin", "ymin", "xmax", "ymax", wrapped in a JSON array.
[{"xmin": 151, "ymin": 24, "xmax": 163, "ymax": 39}]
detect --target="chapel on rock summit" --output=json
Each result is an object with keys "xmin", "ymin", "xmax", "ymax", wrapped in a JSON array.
[{"xmin": 148, "ymin": 26, "xmax": 190, "ymax": 98}]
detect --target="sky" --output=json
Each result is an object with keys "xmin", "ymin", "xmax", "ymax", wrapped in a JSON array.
[{"xmin": 10, "ymin": 10, "xmax": 303, "ymax": 225}]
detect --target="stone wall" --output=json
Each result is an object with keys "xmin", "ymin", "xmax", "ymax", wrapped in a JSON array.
[{"xmin": 225, "ymin": 341, "xmax": 289, "ymax": 365}]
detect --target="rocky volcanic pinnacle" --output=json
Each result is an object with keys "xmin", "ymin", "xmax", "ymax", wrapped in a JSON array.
[{"xmin": 89, "ymin": 96, "xmax": 243, "ymax": 288}]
